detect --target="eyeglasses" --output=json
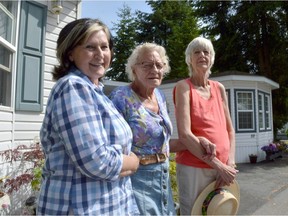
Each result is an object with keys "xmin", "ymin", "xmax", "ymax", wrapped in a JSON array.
[{"xmin": 136, "ymin": 61, "xmax": 165, "ymax": 71}]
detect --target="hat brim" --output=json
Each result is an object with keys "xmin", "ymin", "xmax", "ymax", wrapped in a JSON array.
[{"xmin": 191, "ymin": 180, "xmax": 240, "ymax": 215}]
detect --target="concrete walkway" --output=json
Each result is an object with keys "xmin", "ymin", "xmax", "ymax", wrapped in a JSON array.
[{"xmin": 236, "ymin": 152, "xmax": 288, "ymax": 215}]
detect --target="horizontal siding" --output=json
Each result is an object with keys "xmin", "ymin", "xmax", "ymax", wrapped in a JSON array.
[
  {"xmin": 235, "ymin": 133, "xmax": 257, "ymax": 146},
  {"xmin": 0, "ymin": 1, "xmax": 80, "ymax": 150},
  {"xmin": 0, "ymin": 132, "xmax": 12, "ymax": 143},
  {"xmin": 14, "ymin": 122, "xmax": 42, "ymax": 131},
  {"xmin": 14, "ymin": 131, "xmax": 40, "ymax": 141},
  {"xmin": 0, "ymin": 141, "xmax": 12, "ymax": 151},
  {"xmin": 0, "ymin": 111, "xmax": 13, "ymax": 121},
  {"xmin": 15, "ymin": 113, "xmax": 44, "ymax": 122},
  {"xmin": 0, "ymin": 111, "xmax": 13, "ymax": 143},
  {"xmin": 44, "ymin": 70, "xmax": 53, "ymax": 81},
  {"xmin": 0, "ymin": 122, "xmax": 12, "ymax": 131}
]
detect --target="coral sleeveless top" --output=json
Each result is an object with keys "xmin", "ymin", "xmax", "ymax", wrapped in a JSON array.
[{"xmin": 173, "ymin": 79, "xmax": 230, "ymax": 168}]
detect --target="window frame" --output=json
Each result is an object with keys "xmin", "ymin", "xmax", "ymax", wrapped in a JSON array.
[
  {"xmin": 257, "ymin": 90, "xmax": 272, "ymax": 131},
  {"xmin": 234, "ymin": 89, "xmax": 256, "ymax": 133},
  {"xmin": 0, "ymin": 1, "xmax": 18, "ymax": 108}
]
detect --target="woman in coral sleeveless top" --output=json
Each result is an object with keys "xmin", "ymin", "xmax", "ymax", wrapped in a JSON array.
[{"xmin": 173, "ymin": 37, "xmax": 238, "ymax": 215}]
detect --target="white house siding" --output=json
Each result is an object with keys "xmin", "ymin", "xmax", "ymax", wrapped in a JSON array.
[
  {"xmin": 0, "ymin": 1, "xmax": 82, "ymax": 150},
  {"xmin": 211, "ymin": 75, "xmax": 278, "ymax": 163},
  {"xmin": 0, "ymin": 110, "xmax": 13, "ymax": 151}
]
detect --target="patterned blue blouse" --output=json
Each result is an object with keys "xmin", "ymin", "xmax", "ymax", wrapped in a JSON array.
[
  {"xmin": 109, "ymin": 85, "xmax": 172, "ymax": 156},
  {"xmin": 38, "ymin": 67, "xmax": 138, "ymax": 215}
]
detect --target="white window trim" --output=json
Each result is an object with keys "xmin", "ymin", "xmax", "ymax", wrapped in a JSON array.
[
  {"xmin": 258, "ymin": 92, "xmax": 265, "ymax": 131},
  {"xmin": 235, "ymin": 90, "xmax": 255, "ymax": 132},
  {"xmin": 265, "ymin": 94, "xmax": 272, "ymax": 130}
]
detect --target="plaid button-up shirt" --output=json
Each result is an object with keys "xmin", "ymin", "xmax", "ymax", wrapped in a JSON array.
[{"xmin": 37, "ymin": 68, "xmax": 138, "ymax": 215}]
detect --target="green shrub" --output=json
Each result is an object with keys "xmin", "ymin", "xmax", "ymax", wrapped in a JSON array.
[{"xmin": 169, "ymin": 154, "xmax": 178, "ymax": 203}]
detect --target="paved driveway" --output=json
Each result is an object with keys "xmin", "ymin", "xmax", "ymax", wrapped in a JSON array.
[{"xmin": 237, "ymin": 153, "xmax": 288, "ymax": 215}]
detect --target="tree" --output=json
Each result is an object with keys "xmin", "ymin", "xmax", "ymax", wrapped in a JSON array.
[
  {"xmin": 195, "ymin": 1, "xmax": 288, "ymax": 134},
  {"xmin": 135, "ymin": 0, "xmax": 200, "ymax": 79},
  {"xmin": 105, "ymin": 4, "xmax": 138, "ymax": 81}
]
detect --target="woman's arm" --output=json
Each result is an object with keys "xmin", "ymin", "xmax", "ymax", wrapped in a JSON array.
[
  {"xmin": 219, "ymin": 83, "xmax": 236, "ymax": 167},
  {"xmin": 120, "ymin": 152, "xmax": 140, "ymax": 177},
  {"xmin": 169, "ymin": 138, "xmax": 187, "ymax": 152},
  {"xmin": 174, "ymin": 80, "xmax": 237, "ymax": 188},
  {"xmin": 174, "ymin": 80, "xmax": 216, "ymax": 160}
]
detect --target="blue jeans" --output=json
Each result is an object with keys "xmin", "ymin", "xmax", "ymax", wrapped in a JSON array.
[{"xmin": 131, "ymin": 159, "xmax": 176, "ymax": 216}]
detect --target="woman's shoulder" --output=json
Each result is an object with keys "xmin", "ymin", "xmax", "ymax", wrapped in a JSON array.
[
  {"xmin": 209, "ymin": 80, "xmax": 225, "ymax": 91},
  {"xmin": 109, "ymin": 85, "xmax": 133, "ymax": 104},
  {"xmin": 174, "ymin": 78, "xmax": 191, "ymax": 91},
  {"xmin": 52, "ymin": 73, "xmax": 90, "ymax": 94},
  {"xmin": 110, "ymin": 85, "xmax": 130, "ymax": 96}
]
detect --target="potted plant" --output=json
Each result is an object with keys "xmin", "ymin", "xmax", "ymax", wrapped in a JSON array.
[
  {"xmin": 261, "ymin": 141, "xmax": 287, "ymax": 161},
  {"xmin": 248, "ymin": 154, "xmax": 258, "ymax": 163}
]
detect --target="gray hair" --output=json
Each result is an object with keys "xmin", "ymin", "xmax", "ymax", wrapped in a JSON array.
[
  {"xmin": 126, "ymin": 43, "xmax": 170, "ymax": 81},
  {"xmin": 185, "ymin": 37, "xmax": 215, "ymax": 77}
]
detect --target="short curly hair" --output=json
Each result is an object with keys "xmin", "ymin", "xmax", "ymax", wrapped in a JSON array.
[{"xmin": 126, "ymin": 43, "xmax": 170, "ymax": 81}]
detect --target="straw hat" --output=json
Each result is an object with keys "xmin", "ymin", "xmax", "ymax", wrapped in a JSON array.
[{"xmin": 191, "ymin": 180, "xmax": 240, "ymax": 215}]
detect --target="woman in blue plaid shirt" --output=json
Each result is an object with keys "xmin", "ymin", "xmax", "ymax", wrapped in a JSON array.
[{"xmin": 37, "ymin": 18, "xmax": 140, "ymax": 215}]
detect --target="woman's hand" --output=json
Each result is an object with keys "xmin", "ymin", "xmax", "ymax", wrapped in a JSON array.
[
  {"xmin": 215, "ymin": 163, "xmax": 238, "ymax": 188},
  {"xmin": 120, "ymin": 152, "xmax": 139, "ymax": 177},
  {"xmin": 198, "ymin": 137, "xmax": 217, "ymax": 161}
]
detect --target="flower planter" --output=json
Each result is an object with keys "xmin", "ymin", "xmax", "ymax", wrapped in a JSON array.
[
  {"xmin": 249, "ymin": 155, "xmax": 258, "ymax": 163},
  {"xmin": 265, "ymin": 151, "xmax": 283, "ymax": 161}
]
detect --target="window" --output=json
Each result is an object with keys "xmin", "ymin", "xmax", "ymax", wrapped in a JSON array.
[
  {"xmin": 264, "ymin": 94, "xmax": 271, "ymax": 130},
  {"xmin": 258, "ymin": 91, "xmax": 272, "ymax": 131},
  {"xmin": 0, "ymin": 1, "xmax": 17, "ymax": 107},
  {"xmin": 235, "ymin": 90, "xmax": 255, "ymax": 132},
  {"xmin": 258, "ymin": 93, "xmax": 265, "ymax": 130}
]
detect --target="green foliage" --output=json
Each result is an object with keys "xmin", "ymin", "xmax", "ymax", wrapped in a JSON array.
[
  {"xmin": 169, "ymin": 154, "xmax": 178, "ymax": 203},
  {"xmin": 106, "ymin": 4, "xmax": 138, "ymax": 81},
  {"xmin": 31, "ymin": 159, "xmax": 44, "ymax": 191},
  {"xmin": 139, "ymin": 0, "xmax": 199, "ymax": 80}
]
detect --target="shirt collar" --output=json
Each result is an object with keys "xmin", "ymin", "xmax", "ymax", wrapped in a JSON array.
[{"xmin": 69, "ymin": 66, "xmax": 104, "ymax": 92}]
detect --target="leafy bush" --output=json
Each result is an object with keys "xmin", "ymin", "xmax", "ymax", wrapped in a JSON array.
[
  {"xmin": 0, "ymin": 141, "xmax": 44, "ymax": 194},
  {"xmin": 169, "ymin": 154, "xmax": 178, "ymax": 203}
]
